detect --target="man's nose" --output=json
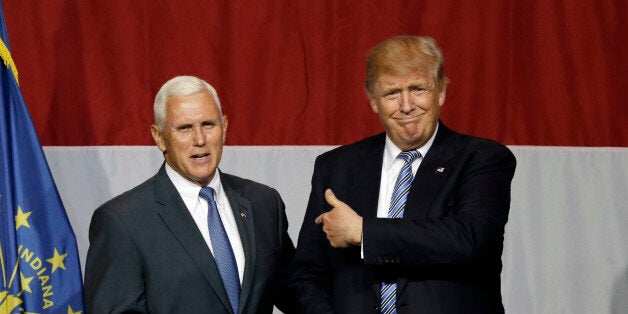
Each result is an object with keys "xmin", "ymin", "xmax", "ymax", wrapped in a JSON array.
[
  {"xmin": 192, "ymin": 127, "xmax": 206, "ymax": 146},
  {"xmin": 399, "ymin": 92, "xmax": 413, "ymax": 113}
]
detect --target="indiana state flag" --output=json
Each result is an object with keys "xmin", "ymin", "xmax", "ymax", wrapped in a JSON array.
[{"xmin": 0, "ymin": 2, "xmax": 84, "ymax": 313}]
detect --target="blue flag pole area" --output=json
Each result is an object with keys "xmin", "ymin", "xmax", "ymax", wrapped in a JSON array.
[{"xmin": 0, "ymin": 1, "xmax": 84, "ymax": 313}]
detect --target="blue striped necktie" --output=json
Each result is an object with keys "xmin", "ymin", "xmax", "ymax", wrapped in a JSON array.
[
  {"xmin": 199, "ymin": 187, "xmax": 240, "ymax": 313},
  {"xmin": 380, "ymin": 150, "xmax": 421, "ymax": 314}
]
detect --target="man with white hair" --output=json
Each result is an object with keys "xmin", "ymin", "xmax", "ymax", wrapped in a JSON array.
[{"xmin": 85, "ymin": 75, "xmax": 296, "ymax": 313}]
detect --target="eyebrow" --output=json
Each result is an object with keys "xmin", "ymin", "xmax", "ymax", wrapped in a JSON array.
[
  {"xmin": 381, "ymin": 87, "xmax": 401, "ymax": 94},
  {"xmin": 172, "ymin": 119, "xmax": 217, "ymax": 129},
  {"xmin": 174, "ymin": 123, "xmax": 192, "ymax": 130},
  {"xmin": 381, "ymin": 82, "xmax": 429, "ymax": 92},
  {"xmin": 201, "ymin": 120, "xmax": 216, "ymax": 126}
]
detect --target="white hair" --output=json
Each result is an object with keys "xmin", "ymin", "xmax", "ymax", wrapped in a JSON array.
[{"xmin": 153, "ymin": 75, "xmax": 222, "ymax": 130}]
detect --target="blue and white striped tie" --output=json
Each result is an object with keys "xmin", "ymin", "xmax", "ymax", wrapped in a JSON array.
[{"xmin": 380, "ymin": 150, "xmax": 421, "ymax": 314}]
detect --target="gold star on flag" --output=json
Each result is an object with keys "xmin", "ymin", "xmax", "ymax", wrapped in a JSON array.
[
  {"xmin": 46, "ymin": 248, "xmax": 68, "ymax": 273},
  {"xmin": 20, "ymin": 272, "xmax": 34, "ymax": 293},
  {"xmin": 15, "ymin": 206, "xmax": 32, "ymax": 230},
  {"xmin": 67, "ymin": 305, "xmax": 82, "ymax": 314}
]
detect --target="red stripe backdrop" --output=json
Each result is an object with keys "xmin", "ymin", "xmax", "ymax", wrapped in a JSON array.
[{"xmin": 5, "ymin": 0, "xmax": 627, "ymax": 146}]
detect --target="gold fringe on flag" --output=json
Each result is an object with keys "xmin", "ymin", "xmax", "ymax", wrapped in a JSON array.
[{"xmin": 0, "ymin": 38, "xmax": 18, "ymax": 85}]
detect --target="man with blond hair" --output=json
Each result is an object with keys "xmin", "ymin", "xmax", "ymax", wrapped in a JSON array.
[{"xmin": 290, "ymin": 36, "xmax": 516, "ymax": 313}]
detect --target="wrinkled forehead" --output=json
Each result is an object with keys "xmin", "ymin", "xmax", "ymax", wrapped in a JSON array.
[
  {"xmin": 165, "ymin": 92, "xmax": 222, "ymax": 118},
  {"xmin": 374, "ymin": 67, "xmax": 437, "ymax": 89}
]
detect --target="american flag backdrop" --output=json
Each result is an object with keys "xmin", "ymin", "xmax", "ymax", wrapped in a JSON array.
[{"xmin": 4, "ymin": 1, "xmax": 628, "ymax": 313}]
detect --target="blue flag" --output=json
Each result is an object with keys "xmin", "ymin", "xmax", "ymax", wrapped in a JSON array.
[{"xmin": 0, "ymin": 2, "xmax": 84, "ymax": 313}]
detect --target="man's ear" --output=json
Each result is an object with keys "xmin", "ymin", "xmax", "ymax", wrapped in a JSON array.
[
  {"xmin": 369, "ymin": 98, "xmax": 380, "ymax": 113},
  {"xmin": 221, "ymin": 115, "xmax": 228, "ymax": 144},
  {"xmin": 367, "ymin": 89, "xmax": 379, "ymax": 113},
  {"xmin": 151, "ymin": 124, "xmax": 166, "ymax": 152},
  {"xmin": 438, "ymin": 86, "xmax": 447, "ymax": 107}
]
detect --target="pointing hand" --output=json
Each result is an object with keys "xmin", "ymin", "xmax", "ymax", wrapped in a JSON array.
[{"xmin": 315, "ymin": 189, "xmax": 363, "ymax": 248}]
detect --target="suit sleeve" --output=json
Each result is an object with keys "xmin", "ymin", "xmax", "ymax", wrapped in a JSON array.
[
  {"xmin": 289, "ymin": 157, "xmax": 335, "ymax": 314},
  {"xmin": 84, "ymin": 207, "xmax": 148, "ymax": 314},
  {"xmin": 363, "ymin": 143, "xmax": 516, "ymax": 267},
  {"xmin": 271, "ymin": 189, "xmax": 299, "ymax": 313}
]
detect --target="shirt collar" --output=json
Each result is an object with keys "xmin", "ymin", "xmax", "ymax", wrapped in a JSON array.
[
  {"xmin": 383, "ymin": 122, "xmax": 439, "ymax": 170},
  {"xmin": 164, "ymin": 163, "xmax": 224, "ymax": 203}
]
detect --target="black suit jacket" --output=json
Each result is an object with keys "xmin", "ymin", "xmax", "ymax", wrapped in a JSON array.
[
  {"xmin": 290, "ymin": 123, "xmax": 516, "ymax": 314},
  {"xmin": 85, "ymin": 165, "xmax": 295, "ymax": 313}
]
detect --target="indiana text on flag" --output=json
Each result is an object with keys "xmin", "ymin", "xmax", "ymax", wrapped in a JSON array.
[{"xmin": 0, "ymin": 2, "xmax": 84, "ymax": 313}]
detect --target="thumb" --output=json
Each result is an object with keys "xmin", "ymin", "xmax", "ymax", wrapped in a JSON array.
[{"xmin": 325, "ymin": 189, "xmax": 341, "ymax": 207}]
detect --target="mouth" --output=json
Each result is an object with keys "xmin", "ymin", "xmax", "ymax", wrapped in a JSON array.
[
  {"xmin": 395, "ymin": 113, "xmax": 424, "ymax": 123},
  {"xmin": 190, "ymin": 153, "xmax": 210, "ymax": 160}
]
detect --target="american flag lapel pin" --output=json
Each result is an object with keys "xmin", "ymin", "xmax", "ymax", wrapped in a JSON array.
[{"xmin": 436, "ymin": 167, "xmax": 445, "ymax": 173}]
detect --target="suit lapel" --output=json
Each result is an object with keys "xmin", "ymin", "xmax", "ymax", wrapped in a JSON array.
[
  {"xmin": 349, "ymin": 134, "xmax": 385, "ymax": 220},
  {"xmin": 152, "ymin": 166, "xmax": 233, "ymax": 313},
  {"xmin": 221, "ymin": 175, "xmax": 256, "ymax": 314},
  {"xmin": 359, "ymin": 130, "xmax": 459, "ymax": 299},
  {"xmin": 350, "ymin": 135, "xmax": 389, "ymax": 299},
  {"xmin": 404, "ymin": 124, "xmax": 459, "ymax": 220},
  {"xmin": 398, "ymin": 124, "xmax": 460, "ymax": 295}
]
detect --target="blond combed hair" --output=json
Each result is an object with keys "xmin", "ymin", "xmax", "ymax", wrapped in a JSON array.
[{"xmin": 365, "ymin": 36, "xmax": 449, "ymax": 96}]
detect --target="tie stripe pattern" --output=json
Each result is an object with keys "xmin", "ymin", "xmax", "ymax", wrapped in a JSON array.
[
  {"xmin": 199, "ymin": 187, "xmax": 240, "ymax": 313},
  {"xmin": 380, "ymin": 150, "xmax": 421, "ymax": 314}
]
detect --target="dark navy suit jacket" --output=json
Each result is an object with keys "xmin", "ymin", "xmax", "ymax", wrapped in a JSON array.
[
  {"xmin": 85, "ymin": 166, "xmax": 296, "ymax": 313},
  {"xmin": 290, "ymin": 123, "xmax": 516, "ymax": 314}
]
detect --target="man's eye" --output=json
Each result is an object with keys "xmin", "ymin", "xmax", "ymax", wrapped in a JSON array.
[
  {"xmin": 383, "ymin": 91, "xmax": 399, "ymax": 99},
  {"xmin": 176, "ymin": 126, "xmax": 192, "ymax": 132}
]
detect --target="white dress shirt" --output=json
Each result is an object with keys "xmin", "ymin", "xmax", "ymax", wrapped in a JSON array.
[
  {"xmin": 376, "ymin": 124, "xmax": 438, "ymax": 218},
  {"xmin": 362, "ymin": 124, "xmax": 439, "ymax": 257},
  {"xmin": 165, "ymin": 164, "xmax": 245, "ymax": 283}
]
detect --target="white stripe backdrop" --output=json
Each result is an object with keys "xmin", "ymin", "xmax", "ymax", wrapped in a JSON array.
[{"xmin": 44, "ymin": 146, "xmax": 628, "ymax": 313}]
